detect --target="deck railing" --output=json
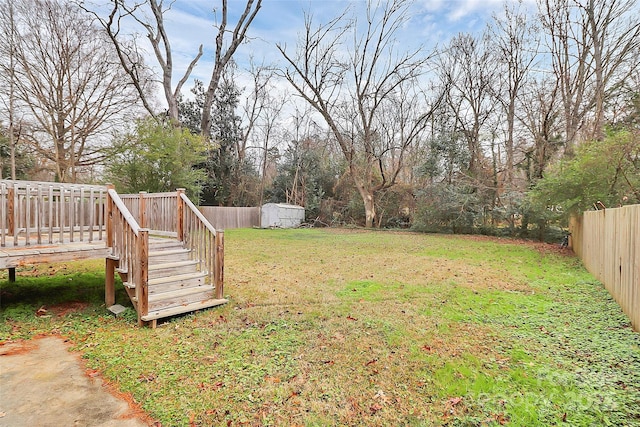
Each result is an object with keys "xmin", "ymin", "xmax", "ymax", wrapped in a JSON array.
[
  {"xmin": 1, "ymin": 180, "xmax": 107, "ymax": 247},
  {"xmin": 119, "ymin": 191, "xmax": 178, "ymax": 236},
  {"xmin": 179, "ymin": 191, "xmax": 224, "ymax": 299},
  {"xmin": 106, "ymin": 186, "xmax": 149, "ymax": 318}
]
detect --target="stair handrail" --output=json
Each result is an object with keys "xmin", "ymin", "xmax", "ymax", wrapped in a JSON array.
[
  {"xmin": 179, "ymin": 191, "xmax": 224, "ymax": 299},
  {"xmin": 106, "ymin": 186, "xmax": 150, "ymax": 319}
]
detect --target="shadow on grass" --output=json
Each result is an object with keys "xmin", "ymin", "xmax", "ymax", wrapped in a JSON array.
[{"xmin": 1, "ymin": 270, "xmax": 132, "ymax": 318}]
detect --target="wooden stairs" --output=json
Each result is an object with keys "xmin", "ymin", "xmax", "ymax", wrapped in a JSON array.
[
  {"xmin": 105, "ymin": 187, "xmax": 227, "ymax": 327},
  {"xmin": 115, "ymin": 238, "xmax": 227, "ymax": 325}
]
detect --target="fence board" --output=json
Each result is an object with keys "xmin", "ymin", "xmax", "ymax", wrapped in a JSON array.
[
  {"xmin": 571, "ymin": 204, "xmax": 640, "ymax": 331},
  {"xmin": 199, "ymin": 207, "xmax": 260, "ymax": 230}
]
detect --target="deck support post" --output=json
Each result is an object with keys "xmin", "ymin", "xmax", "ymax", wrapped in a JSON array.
[
  {"xmin": 136, "ymin": 229, "xmax": 149, "ymax": 326},
  {"xmin": 105, "ymin": 184, "xmax": 116, "ymax": 307},
  {"xmin": 105, "ymin": 258, "xmax": 116, "ymax": 306},
  {"xmin": 215, "ymin": 230, "xmax": 224, "ymax": 299},
  {"xmin": 8, "ymin": 267, "xmax": 16, "ymax": 282}
]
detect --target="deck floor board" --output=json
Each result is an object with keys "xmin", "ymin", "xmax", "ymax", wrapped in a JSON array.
[{"xmin": 1, "ymin": 236, "xmax": 109, "ymax": 269}]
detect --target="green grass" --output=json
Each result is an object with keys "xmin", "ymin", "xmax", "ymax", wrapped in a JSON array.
[{"xmin": 1, "ymin": 228, "xmax": 639, "ymax": 426}]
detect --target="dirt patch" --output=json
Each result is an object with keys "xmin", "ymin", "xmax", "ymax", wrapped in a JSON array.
[
  {"xmin": 0, "ymin": 336, "xmax": 152, "ymax": 427},
  {"xmin": 47, "ymin": 301, "xmax": 92, "ymax": 317},
  {"xmin": 0, "ymin": 339, "xmax": 38, "ymax": 356}
]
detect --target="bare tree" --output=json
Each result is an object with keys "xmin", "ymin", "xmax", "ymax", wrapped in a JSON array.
[
  {"xmin": 489, "ymin": 1, "xmax": 540, "ymax": 189},
  {"xmin": 278, "ymin": 0, "xmax": 438, "ymax": 227},
  {"xmin": 82, "ymin": 0, "xmax": 262, "ymax": 137},
  {"xmin": 238, "ymin": 61, "xmax": 284, "ymax": 207},
  {"xmin": 438, "ymin": 32, "xmax": 498, "ymax": 180},
  {"xmin": 519, "ymin": 77, "xmax": 564, "ymax": 182},
  {"xmin": 539, "ymin": 0, "xmax": 640, "ymax": 149},
  {"xmin": 0, "ymin": 1, "xmax": 20, "ymax": 179},
  {"xmin": 81, "ymin": 0, "xmax": 201, "ymax": 123},
  {"xmin": 239, "ymin": 59, "xmax": 274, "ymax": 171},
  {"xmin": 200, "ymin": 0, "xmax": 262, "ymax": 140},
  {"xmin": 0, "ymin": 0, "xmax": 141, "ymax": 182}
]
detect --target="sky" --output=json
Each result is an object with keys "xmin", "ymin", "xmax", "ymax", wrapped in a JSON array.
[{"xmin": 150, "ymin": 0, "xmax": 537, "ymax": 92}]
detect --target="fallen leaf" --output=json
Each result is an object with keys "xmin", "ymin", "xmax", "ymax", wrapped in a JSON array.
[
  {"xmin": 374, "ymin": 390, "xmax": 389, "ymax": 403},
  {"xmin": 370, "ymin": 403, "xmax": 383, "ymax": 414},
  {"xmin": 138, "ymin": 373, "xmax": 156, "ymax": 383},
  {"xmin": 86, "ymin": 369, "xmax": 100, "ymax": 378},
  {"xmin": 493, "ymin": 413, "xmax": 509, "ymax": 425},
  {"xmin": 444, "ymin": 396, "xmax": 463, "ymax": 416},
  {"xmin": 448, "ymin": 397, "xmax": 462, "ymax": 406}
]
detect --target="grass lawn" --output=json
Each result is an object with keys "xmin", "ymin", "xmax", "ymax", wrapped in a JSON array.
[{"xmin": 1, "ymin": 228, "xmax": 639, "ymax": 426}]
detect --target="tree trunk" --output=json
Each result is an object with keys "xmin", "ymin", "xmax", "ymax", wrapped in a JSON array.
[{"xmin": 357, "ymin": 185, "xmax": 376, "ymax": 228}]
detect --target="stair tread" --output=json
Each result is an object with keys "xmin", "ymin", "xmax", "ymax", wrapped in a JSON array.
[
  {"xmin": 141, "ymin": 299, "xmax": 228, "ymax": 322},
  {"xmin": 149, "ymin": 260, "xmax": 198, "ymax": 270},
  {"xmin": 148, "ymin": 285, "xmax": 212, "ymax": 302},
  {"xmin": 148, "ymin": 271, "xmax": 207, "ymax": 286},
  {"xmin": 125, "ymin": 271, "xmax": 206, "ymax": 288},
  {"xmin": 149, "ymin": 248, "xmax": 190, "ymax": 257}
]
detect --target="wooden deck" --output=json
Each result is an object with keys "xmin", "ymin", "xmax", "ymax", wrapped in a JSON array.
[
  {"xmin": 1, "ymin": 180, "xmax": 225, "ymax": 327},
  {"xmin": 0, "ymin": 238, "xmax": 108, "ymax": 269}
]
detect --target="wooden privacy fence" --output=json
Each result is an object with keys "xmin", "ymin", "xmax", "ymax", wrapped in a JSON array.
[
  {"xmin": 1, "ymin": 180, "xmax": 107, "ymax": 246},
  {"xmin": 199, "ymin": 206, "xmax": 260, "ymax": 229},
  {"xmin": 570, "ymin": 205, "xmax": 640, "ymax": 331}
]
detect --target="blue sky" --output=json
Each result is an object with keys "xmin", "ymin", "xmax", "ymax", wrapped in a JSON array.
[{"xmin": 157, "ymin": 0, "xmax": 536, "ymax": 87}]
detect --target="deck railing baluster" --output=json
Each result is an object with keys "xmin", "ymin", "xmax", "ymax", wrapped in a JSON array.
[
  {"xmin": 1, "ymin": 182, "xmax": 6, "ymax": 247},
  {"xmin": 59, "ymin": 187, "xmax": 65, "ymax": 243},
  {"xmin": 79, "ymin": 187, "xmax": 85, "ymax": 242},
  {"xmin": 25, "ymin": 184, "xmax": 31, "ymax": 246},
  {"xmin": 48, "ymin": 186, "xmax": 54, "ymax": 244},
  {"xmin": 36, "ymin": 186, "xmax": 42, "ymax": 245}
]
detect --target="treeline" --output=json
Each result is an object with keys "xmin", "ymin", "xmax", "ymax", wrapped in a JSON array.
[{"xmin": 0, "ymin": 0, "xmax": 638, "ymax": 240}]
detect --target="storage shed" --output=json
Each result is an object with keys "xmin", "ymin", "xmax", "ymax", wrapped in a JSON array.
[{"xmin": 261, "ymin": 203, "xmax": 305, "ymax": 228}]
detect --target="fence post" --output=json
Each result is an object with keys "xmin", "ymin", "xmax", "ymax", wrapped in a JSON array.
[
  {"xmin": 215, "ymin": 230, "xmax": 224, "ymax": 299},
  {"xmin": 177, "ymin": 188, "xmax": 185, "ymax": 242},
  {"xmin": 139, "ymin": 191, "xmax": 147, "ymax": 229}
]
